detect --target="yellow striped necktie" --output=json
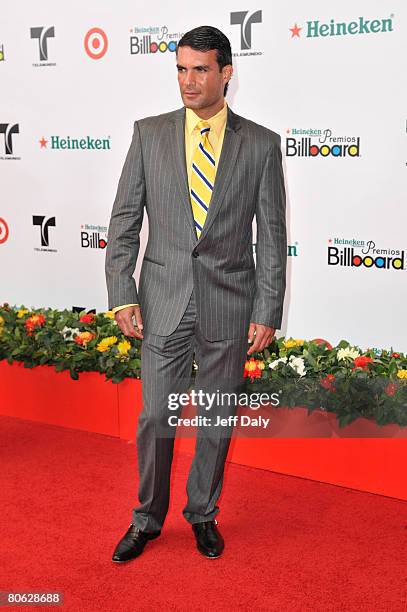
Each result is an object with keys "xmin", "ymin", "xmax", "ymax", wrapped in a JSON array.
[{"xmin": 190, "ymin": 120, "xmax": 216, "ymax": 238}]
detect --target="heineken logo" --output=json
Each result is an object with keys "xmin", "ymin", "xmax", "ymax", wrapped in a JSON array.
[
  {"xmin": 290, "ymin": 15, "xmax": 394, "ymax": 39},
  {"xmin": 38, "ymin": 135, "xmax": 111, "ymax": 150}
]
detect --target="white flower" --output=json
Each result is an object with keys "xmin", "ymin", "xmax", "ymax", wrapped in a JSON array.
[
  {"xmin": 269, "ymin": 357, "xmax": 288, "ymax": 370},
  {"xmin": 288, "ymin": 355, "xmax": 307, "ymax": 377},
  {"xmin": 269, "ymin": 355, "xmax": 306, "ymax": 377},
  {"xmin": 61, "ymin": 325, "xmax": 80, "ymax": 339},
  {"xmin": 337, "ymin": 347, "xmax": 360, "ymax": 362}
]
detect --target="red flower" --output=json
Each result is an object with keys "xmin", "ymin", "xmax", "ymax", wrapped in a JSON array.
[
  {"xmin": 80, "ymin": 313, "xmax": 96, "ymax": 324},
  {"xmin": 311, "ymin": 338, "xmax": 333, "ymax": 350},
  {"xmin": 384, "ymin": 382, "xmax": 397, "ymax": 397},
  {"xmin": 319, "ymin": 374, "xmax": 336, "ymax": 391},
  {"xmin": 352, "ymin": 356, "xmax": 373, "ymax": 371},
  {"xmin": 391, "ymin": 352, "xmax": 400, "ymax": 359},
  {"xmin": 25, "ymin": 313, "xmax": 46, "ymax": 336}
]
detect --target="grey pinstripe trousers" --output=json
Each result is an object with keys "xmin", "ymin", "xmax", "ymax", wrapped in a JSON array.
[{"xmin": 132, "ymin": 287, "xmax": 249, "ymax": 532}]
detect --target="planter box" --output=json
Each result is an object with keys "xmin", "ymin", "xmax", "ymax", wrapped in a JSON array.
[
  {"xmin": 1, "ymin": 360, "xmax": 406, "ymax": 501},
  {"xmin": 0, "ymin": 361, "xmax": 119, "ymax": 436}
]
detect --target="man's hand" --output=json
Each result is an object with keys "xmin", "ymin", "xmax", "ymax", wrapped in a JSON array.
[
  {"xmin": 247, "ymin": 322, "xmax": 275, "ymax": 355},
  {"xmin": 115, "ymin": 305, "xmax": 144, "ymax": 339}
]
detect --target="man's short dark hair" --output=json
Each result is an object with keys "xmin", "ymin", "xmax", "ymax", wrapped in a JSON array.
[{"xmin": 177, "ymin": 26, "xmax": 232, "ymax": 97}]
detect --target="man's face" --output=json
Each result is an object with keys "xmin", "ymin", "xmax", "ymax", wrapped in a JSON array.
[{"xmin": 176, "ymin": 46, "xmax": 232, "ymax": 112}]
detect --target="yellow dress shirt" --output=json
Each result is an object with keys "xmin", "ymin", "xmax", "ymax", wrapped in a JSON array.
[{"xmin": 111, "ymin": 102, "xmax": 228, "ymax": 315}]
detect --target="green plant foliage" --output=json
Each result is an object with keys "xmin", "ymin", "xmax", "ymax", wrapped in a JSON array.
[{"xmin": 1, "ymin": 305, "xmax": 406, "ymax": 427}]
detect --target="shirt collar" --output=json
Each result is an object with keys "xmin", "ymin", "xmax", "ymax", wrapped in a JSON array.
[{"xmin": 185, "ymin": 101, "xmax": 228, "ymax": 139}]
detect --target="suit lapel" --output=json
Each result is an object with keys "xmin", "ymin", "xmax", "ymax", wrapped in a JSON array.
[
  {"xmin": 169, "ymin": 105, "xmax": 242, "ymax": 245},
  {"xmin": 170, "ymin": 108, "xmax": 197, "ymax": 242}
]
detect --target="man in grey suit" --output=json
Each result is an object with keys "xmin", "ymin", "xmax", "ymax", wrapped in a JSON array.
[{"xmin": 105, "ymin": 25, "xmax": 287, "ymax": 562}]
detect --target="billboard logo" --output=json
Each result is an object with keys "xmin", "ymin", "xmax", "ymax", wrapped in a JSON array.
[
  {"xmin": 327, "ymin": 238, "xmax": 404, "ymax": 271},
  {"xmin": 81, "ymin": 223, "xmax": 108, "ymax": 249},
  {"xmin": 84, "ymin": 27, "xmax": 108, "ymax": 59},
  {"xmin": 129, "ymin": 25, "xmax": 183, "ymax": 55},
  {"xmin": 30, "ymin": 26, "xmax": 55, "ymax": 63},
  {"xmin": 285, "ymin": 128, "xmax": 361, "ymax": 158}
]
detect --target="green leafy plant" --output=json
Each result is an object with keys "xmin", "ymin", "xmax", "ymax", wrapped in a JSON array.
[
  {"xmin": 242, "ymin": 337, "xmax": 407, "ymax": 427},
  {"xmin": 1, "ymin": 304, "xmax": 406, "ymax": 427}
]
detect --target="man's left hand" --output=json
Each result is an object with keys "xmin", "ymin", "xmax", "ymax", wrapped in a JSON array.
[{"xmin": 247, "ymin": 322, "xmax": 275, "ymax": 355}]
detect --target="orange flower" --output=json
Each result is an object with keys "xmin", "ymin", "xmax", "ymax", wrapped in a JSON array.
[
  {"xmin": 25, "ymin": 313, "xmax": 46, "ymax": 336},
  {"xmin": 74, "ymin": 331, "xmax": 96, "ymax": 346},
  {"xmin": 244, "ymin": 358, "xmax": 263, "ymax": 381}
]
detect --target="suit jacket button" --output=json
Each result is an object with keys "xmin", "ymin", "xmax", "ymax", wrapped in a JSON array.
[{"xmin": 192, "ymin": 250, "xmax": 199, "ymax": 258}]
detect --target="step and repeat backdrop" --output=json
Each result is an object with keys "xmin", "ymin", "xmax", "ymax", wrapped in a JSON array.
[{"xmin": 0, "ymin": 1, "xmax": 405, "ymax": 350}]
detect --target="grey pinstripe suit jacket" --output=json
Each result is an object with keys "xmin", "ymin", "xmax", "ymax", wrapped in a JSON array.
[{"xmin": 105, "ymin": 105, "xmax": 287, "ymax": 341}]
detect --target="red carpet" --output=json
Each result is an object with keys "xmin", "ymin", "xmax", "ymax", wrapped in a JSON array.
[{"xmin": 1, "ymin": 415, "xmax": 406, "ymax": 611}]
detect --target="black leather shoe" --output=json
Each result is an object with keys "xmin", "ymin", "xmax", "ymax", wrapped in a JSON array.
[
  {"xmin": 112, "ymin": 524, "xmax": 161, "ymax": 563},
  {"xmin": 192, "ymin": 520, "xmax": 224, "ymax": 558}
]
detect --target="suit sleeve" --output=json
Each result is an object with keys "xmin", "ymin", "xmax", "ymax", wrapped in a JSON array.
[
  {"xmin": 105, "ymin": 121, "xmax": 145, "ymax": 311},
  {"xmin": 250, "ymin": 135, "xmax": 287, "ymax": 329}
]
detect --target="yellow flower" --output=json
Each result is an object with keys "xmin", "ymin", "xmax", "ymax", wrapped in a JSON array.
[
  {"xmin": 245, "ymin": 359, "xmax": 258, "ymax": 372},
  {"xmin": 0, "ymin": 315, "xmax": 4, "ymax": 326},
  {"xmin": 96, "ymin": 336, "xmax": 118, "ymax": 352},
  {"xmin": 283, "ymin": 338, "xmax": 304, "ymax": 349},
  {"xmin": 257, "ymin": 360, "xmax": 265, "ymax": 370},
  {"xmin": 104, "ymin": 311, "xmax": 115, "ymax": 319},
  {"xmin": 117, "ymin": 340, "xmax": 131, "ymax": 356},
  {"xmin": 0, "ymin": 326, "xmax": 3, "ymax": 337},
  {"xmin": 17, "ymin": 309, "xmax": 29, "ymax": 318},
  {"xmin": 397, "ymin": 369, "xmax": 407, "ymax": 380}
]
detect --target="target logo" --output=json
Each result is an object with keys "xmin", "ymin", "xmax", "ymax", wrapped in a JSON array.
[
  {"xmin": 0, "ymin": 218, "xmax": 9, "ymax": 244},
  {"xmin": 84, "ymin": 28, "xmax": 108, "ymax": 59}
]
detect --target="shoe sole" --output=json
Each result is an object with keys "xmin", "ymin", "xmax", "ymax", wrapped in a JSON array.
[
  {"xmin": 111, "ymin": 532, "xmax": 161, "ymax": 563},
  {"xmin": 197, "ymin": 546, "xmax": 223, "ymax": 559}
]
